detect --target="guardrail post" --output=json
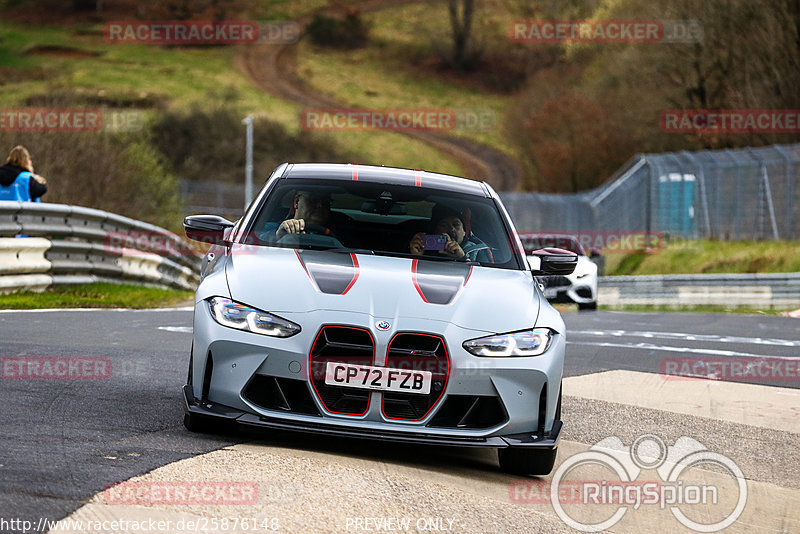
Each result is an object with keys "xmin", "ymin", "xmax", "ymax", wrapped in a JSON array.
[
  {"xmin": 748, "ymin": 148, "xmax": 780, "ymax": 240},
  {"xmin": 772, "ymin": 145, "xmax": 795, "ymax": 239}
]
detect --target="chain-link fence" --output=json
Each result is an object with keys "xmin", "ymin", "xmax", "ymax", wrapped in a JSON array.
[
  {"xmin": 501, "ymin": 143, "xmax": 800, "ymax": 240},
  {"xmin": 180, "ymin": 143, "xmax": 800, "ymax": 240}
]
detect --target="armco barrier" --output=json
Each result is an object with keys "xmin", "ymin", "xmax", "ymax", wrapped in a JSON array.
[
  {"xmin": 598, "ymin": 273, "xmax": 800, "ymax": 309},
  {"xmin": 0, "ymin": 201, "xmax": 201, "ymax": 294}
]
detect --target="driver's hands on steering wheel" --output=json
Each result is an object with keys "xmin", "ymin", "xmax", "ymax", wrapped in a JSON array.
[
  {"xmin": 276, "ymin": 218, "xmax": 306, "ymax": 237},
  {"xmin": 276, "ymin": 219, "xmax": 333, "ymax": 239}
]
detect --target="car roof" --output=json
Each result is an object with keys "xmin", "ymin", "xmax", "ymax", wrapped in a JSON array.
[{"xmin": 281, "ymin": 163, "xmax": 490, "ymax": 197}]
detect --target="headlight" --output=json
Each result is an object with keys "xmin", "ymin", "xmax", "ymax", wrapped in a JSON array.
[
  {"xmin": 462, "ymin": 328, "xmax": 553, "ymax": 357},
  {"xmin": 207, "ymin": 297, "xmax": 300, "ymax": 337}
]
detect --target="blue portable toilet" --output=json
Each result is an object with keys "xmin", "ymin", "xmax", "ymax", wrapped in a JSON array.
[{"xmin": 657, "ymin": 173, "xmax": 696, "ymax": 237}]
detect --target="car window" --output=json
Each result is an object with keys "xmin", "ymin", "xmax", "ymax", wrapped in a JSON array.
[{"xmin": 245, "ymin": 178, "xmax": 521, "ymax": 269}]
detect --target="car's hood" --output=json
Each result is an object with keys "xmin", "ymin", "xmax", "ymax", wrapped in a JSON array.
[{"xmin": 224, "ymin": 246, "xmax": 540, "ymax": 333}]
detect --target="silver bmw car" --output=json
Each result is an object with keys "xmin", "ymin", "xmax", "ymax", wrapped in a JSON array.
[{"xmin": 182, "ymin": 163, "xmax": 577, "ymax": 475}]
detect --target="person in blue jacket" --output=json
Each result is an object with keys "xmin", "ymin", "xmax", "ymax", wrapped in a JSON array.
[
  {"xmin": 409, "ymin": 203, "xmax": 494, "ymax": 263},
  {"xmin": 0, "ymin": 145, "xmax": 48, "ymax": 202}
]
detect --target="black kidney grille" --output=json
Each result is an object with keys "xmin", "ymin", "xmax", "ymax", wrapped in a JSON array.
[
  {"xmin": 382, "ymin": 333, "xmax": 449, "ymax": 421},
  {"xmin": 308, "ymin": 326, "xmax": 374, "ymax": 415}
]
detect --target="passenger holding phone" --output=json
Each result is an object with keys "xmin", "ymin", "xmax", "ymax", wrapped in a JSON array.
[{"xmin": 409, "ymin": 204, "xmax": 493, "ymax": 262}]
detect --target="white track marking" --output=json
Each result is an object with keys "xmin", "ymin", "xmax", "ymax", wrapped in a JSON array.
[
  {"xmin": 567, "ymin": 341, "xmax": 784, "ymax": 359},
  {"xmin": 571, "ymin": 329, "xmax": 800, "ymax": 347},
  {"xmin": 563, "ymin": 370, "xmax": 800, "ymax": 434},
  {"xmin": 158, "ymin": 326, "xmax": 193, "ymax": 333}
]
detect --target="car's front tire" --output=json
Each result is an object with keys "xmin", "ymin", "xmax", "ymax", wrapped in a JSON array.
[
  {"xmin": 498, "ymin": 447, "xmax": 558, "ymax": 476},
  {"xmin": 578, "ymin": 300, "xmax": 597, "ymax": 310}
]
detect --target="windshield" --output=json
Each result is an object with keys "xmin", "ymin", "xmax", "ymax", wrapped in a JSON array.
[{"xmin": 243, "ymin": 178, "xmax": 521, "ymax": 269}]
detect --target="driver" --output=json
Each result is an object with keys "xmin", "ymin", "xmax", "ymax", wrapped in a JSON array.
[
  {"xmin": 275, "ymin": 190, "xmax": 332, "ymax": 238},
  {"xmin": 409, "ymin": 204, "xmax": 494, "ymax": 262}
]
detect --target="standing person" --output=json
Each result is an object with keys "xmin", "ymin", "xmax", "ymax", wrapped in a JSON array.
[{"xmin": 0, "ymin": 145, "xmax": 48, "ymax": 202}]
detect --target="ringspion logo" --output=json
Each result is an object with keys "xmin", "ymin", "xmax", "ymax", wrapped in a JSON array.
[{"xmin": 549, "ymin": 434, "xmax": 747, "ymax": 532}]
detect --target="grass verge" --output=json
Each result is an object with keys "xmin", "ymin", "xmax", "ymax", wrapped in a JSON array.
[
  {"xmin": 295, "ymin": 2, "xmax": 515, "ymax": 159},
  {"xmin": 0, "ymin": 20, "xmax": 461, "ymax": 178},
  {"xmin": 603, "ymin": 240, "xmax": 800, "ymax": 276},
  {"xmin": 0, "ymin": 282, "xmax": 194, "ymax": 309}
]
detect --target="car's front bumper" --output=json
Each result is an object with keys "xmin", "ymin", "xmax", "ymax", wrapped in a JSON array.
[
  {"xmin": 183, "ymin": 384, "xmax": 562, "ymax": 449},
  {"xmin": 539, "ymin": 275, "xmax": 597, "ymax": 304}
]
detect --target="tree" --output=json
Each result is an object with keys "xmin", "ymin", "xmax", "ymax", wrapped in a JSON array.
[
  {"xmin": 447, "ymin": 0, "xmax": 479, "ymax": 70},
  {"xmin": 525, "ymin": 93, "xmax": 635, "ymax": 192}
]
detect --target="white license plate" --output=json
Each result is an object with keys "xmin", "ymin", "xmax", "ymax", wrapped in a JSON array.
[
  {"xmin": 324, "ymin": 362, "xmax": 432, "ymax": 395},
  {"xmin": 543, "ymin": 287, "xmax": 558, "ymax": 299}
]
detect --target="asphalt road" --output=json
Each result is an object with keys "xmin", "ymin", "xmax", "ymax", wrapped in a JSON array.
[{"xmin": 1, "ymin": 308, "xmax": 798, "ymax": 533}]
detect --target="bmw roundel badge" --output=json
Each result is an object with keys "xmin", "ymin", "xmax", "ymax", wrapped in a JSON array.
[{"xmin": 376, "ymin": 320, "xmax": 391, "ymax": 331}]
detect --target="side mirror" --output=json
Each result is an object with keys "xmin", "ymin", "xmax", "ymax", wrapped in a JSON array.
[
  {"xmin": 527, "ymin": 247, "xmax": 578, "ymax": 275},
  {"xmin": 184, "ymin": 215, "xmax": 235, "ymax": 245}
]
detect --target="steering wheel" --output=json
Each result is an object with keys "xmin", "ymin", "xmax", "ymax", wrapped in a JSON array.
[
  {"xmin": 276, "ymin": 223, "xmax": 342, "ymax": 248},
  {"xmin": 302, "ymin": 223, "xmax": 334, "ymax": 236}
]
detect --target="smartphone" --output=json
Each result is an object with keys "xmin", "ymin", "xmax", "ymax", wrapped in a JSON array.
[{"xmin": 423, "ymin": 234, "xmax": 449, "ymax": 251}]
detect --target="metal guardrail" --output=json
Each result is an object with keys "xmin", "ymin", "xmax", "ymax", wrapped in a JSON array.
[
  {"xmin": 0, "ymin": 201, "xmax": 201, "ymax": 294},
  {"xmin": 598, "ymin": 273, "xmax": 800, "ymax": 309}
]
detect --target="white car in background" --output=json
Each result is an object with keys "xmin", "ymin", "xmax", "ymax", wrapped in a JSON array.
[{"xmin": 524, "ymin": 234, "xmax": 598, "ymax": 310}]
